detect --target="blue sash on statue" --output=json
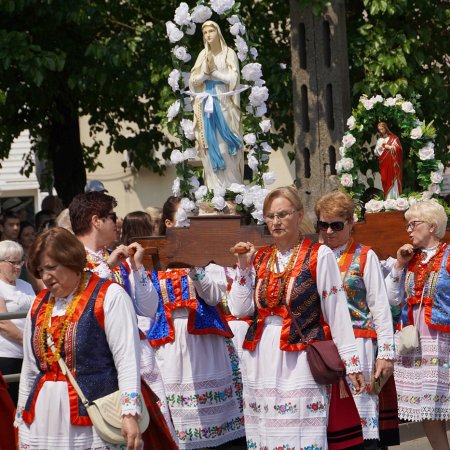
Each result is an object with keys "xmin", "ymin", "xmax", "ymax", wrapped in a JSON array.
[{"xmin": 203, "ymin": 80, "xmax": 241, "ymax": 172}]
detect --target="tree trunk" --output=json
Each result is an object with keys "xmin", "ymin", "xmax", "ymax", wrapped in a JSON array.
[{"xmin": 48, "ymin": 99, "xmax": 86, "ymax": 206}]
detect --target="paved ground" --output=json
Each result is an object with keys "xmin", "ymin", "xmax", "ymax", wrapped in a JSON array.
[{"xmin": 396, "ymin": 431, "xmax": 450, "ymax": 449}]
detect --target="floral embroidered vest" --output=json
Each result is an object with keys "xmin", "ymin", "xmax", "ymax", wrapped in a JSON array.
[
  {"xmin": 338, "ymin": 241, "xmax": 375, "ymax": 338},
  {"xmin": 400, "ymin": 244, "xmax": 450, "ymax": 332},
  {"xmin": 244, "ymin": 238, "xmax": 330, "ymax": 352},
  {"xmin": 23, "ymin": 275, "xmax": 117, "ymax": 426},
  {"xmin": 147, "ymin": 269, "xmax": 232, "ymax": 347}
]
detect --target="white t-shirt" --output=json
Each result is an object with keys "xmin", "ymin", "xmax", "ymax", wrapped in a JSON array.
[{"xmin": 0, "ymin": 278, "xmax": 35, "ymax": 358}]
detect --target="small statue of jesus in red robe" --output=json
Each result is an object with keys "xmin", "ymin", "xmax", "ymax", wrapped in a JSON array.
[{"xmin": 375, "ymin": 121, "xmax": 403, "ymax": 199}]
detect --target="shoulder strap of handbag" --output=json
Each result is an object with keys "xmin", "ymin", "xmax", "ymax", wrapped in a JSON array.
[
  {"xmin": 401, "ymin": 284, "xmax": 426, "ymax": 330},
  {"xmin": 46, "ymin": 335, "xmax": 91, "ymax": 409}
]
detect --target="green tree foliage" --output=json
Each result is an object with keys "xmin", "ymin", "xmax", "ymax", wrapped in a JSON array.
[{"xmin": 346, "ymin": 0, "xmax": 449, "ymax": 166}]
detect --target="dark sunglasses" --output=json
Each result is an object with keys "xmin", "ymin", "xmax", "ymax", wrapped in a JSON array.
[
  {"xmin": 106, "ymin": 212, "xmax": 117, "ymax": 223},
  {"xmin": 317, "ymin": 220, "xmax": 346, "ymax": 232}
]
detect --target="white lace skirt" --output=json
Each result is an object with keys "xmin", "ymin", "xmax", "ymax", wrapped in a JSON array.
[
  {"xmin": 395, "ymin": 305, "xmax": 450, "ymax": 421},
  {"xmin": 241, "ymin": 316, "xmax": 330, "ymax": 450},
  {"xmin": 155, "ymin": 313, "xmax": 245, "ymax": 449}
]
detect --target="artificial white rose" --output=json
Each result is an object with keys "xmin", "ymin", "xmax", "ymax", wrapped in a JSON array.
[
  {"xmin": 361, "ymin": 98, "xmax": 374, "ymax": 110},
  {"xmin": 227, "ymin": 15, "xmax": 240, "ymax": 25},
  {"xmin": 168, "ymin": 69, "xmax": 181, "ymax": 92},
  {"xmin": 185, "ymin": 22, "xmax": 196, "ymax": 35},
  {"xmin": 190, "ymin": 5, "xmax": 212, "ymax": 23},
  {"xmin": 212, "ymin": 195, "xmax": 226, "ymax": 211},
  {"xmin": 383, "ymin": 199, "xmax": 397, "ymax": 210},
  {"xmin": 210, "ymin": 0, "xmax": 235, "ymax": 15},
  {"xmin": 249, "ymin": 86, "xmax": 269, "ymax": 107},
  {"xmin": 166, "ymin": 21, "xmax": 184, "ymax": 43},
  {"xmin": 340, "ymin": 173, "xmax": 353, "ymax": 187},
  {"xmin": 170, "ymin": 149, "xmax": 185, "ymax": 164},
  {"xmin": 194, "ymin": 185, "xmax": 208, "ymax": 201},
  {"xmin": 418, "ymin": 142, "xmax": 435, "ymax": 160},
  {"xmin": 234, "ymin": 194, "xmax": 243, "ymax": 204},
  {"xmin": 241, "ymin": 63, "xmax": 263, "ymax": 82},
  {"xmin": 180, "ymin": 118, "xmax": 195, "ymax": 140},
  {"xmin": 401, "ymin": 101, "xmax": 415, "ymax": 113},
  {"xmin": 365, "ymin": 199, "xmax": 384, "ymax": 213},
  {"xmin": 395, "ymin": 197, "xmax": 410, "ymax": 211},
  {"xmin": 428, "ymin": 183, "xmax": 441, "ymax": 195},
  {"xmin": 251, "ymin": 209, "xmax": 265, "ymax": 224},
  {"xmin": 167, "ymin": 100, "xmax": 180, "ymax": 122},
  {"xmin": 250, "ymin": 47, "xmax": 258, "ymax": 59},
  {"xmin": 174, "ymin": 3, "xmax": 191, "ymax": 26},
  {"xmin": 410, "ymin": 126, "xmax": 423, "ymax": 139},
  {"xmin": 184, "ymin": 147, "xmax": 197, "ymax": 159},
  {"xmin": 189, "ymin": 176, "xmax": 200, "ymax": 191},
  {"xmin": 372, "ymin": 94, "xmax": 383, "ymax": 104},
  {"xmin": 430, "ymin": 171, "xmax": 444, "ymax": 184},
  {"xmin": 342, "ymin": 134, "xmax": 356, "ymax": 148},
  {"xmin": 180, "ymin": 197, "xmax": 196, "ymax": 212},
  {"xmin": 384, "ymin": 97, "xmax": 397, "ymax": 107},
  {"xmin": 253, "ymin": 78, "xmax": 265, "ymax": 87},
  {"xmin": 248, "ymin": 154, "xmax": 259, "ymax": 171},
  {"xmin": 262, "ymin": 172, "xmax": 276, "ymax": 185},
  {"xmin": 228, "ymin": 183, "xmax": 246, "ymax": 194},
  {"xmin": 237, "ymin": 51, "xmax": 248, "ymax": 62},
  {"xmin": 353, "ymin": 213, "xmax": 358, "ymax": 223},
  {"xmin": 279, "ymin": 63, "xmax": 287, "ymax": 69},
  {"xmin": 408, "ymin": 196, "xmax": 417, "ymax": 206},
  {"xmin": 243, "ymin": 133, "xmax": 257, "ymax": 145},
  {"xmin": 259, "ymin": 119, "xmax": 271, "ymax": 133},
  {"xmin": 261, "ymin": 142, "xmax": 272, "ymax": 153},
  {"xmin": 335, "ymin": 160, "xmax": 343, "ymax": 174},
  {"xmin": 234, "ymin": 35, "xmax": 248, "ymax": 54},
  {"xmin": 437, "ymin": 162, "xmax": 444, "ymax": 173},
  {"xmin": 175, "ymin": 208, "xmax": 190, "ymax": 227},
  {"xmin": 346, "ymin": 116, "xmax": 356, "ymax": 130},
  {"xmin": 172, "ymin": 177, "xmax": 181, "ymax": 196},
  {"xmin": 173, "ymin": 46, "xmax": 191, "ymax": 63},
  {"xmin": 339, "ymin": 146, "xmax": 346, "ymax": 157},
  {"xmin": 230, "ymin": 22, "xmax": 245, "ymax": 36},
  {"xmin": 340, "ymin": 157, "xmax": 354, "ymax": 171},
  {"xmin": 255, "ymin": 103, "xmax": 267, "ymax": 117},
  {"xmin": 422, "ymin": 191, "xmax": 433, "ymax": 200},
  {"xmin": 214, "ymin": 186, "xmax": 226, "ymax": 198}
]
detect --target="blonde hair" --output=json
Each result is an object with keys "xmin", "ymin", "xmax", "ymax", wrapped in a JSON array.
[
  {"xmin": 263, "ymin": 186, "xmax": 303, "ymax": 216},
  {"xmin": 405, "ymin": 200, "xmax": 448, "ymax": 239},
  {"xmin": 314, "ymin": 191, "xmax": 355, "ymax": 222}
]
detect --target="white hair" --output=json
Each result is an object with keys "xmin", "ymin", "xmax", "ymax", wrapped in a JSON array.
[
  {"xmin": 405, "ymin": 200, "xmax": 448, "ymax": 239},
  {"xmin": 0, "ymin": 240, "xmax": 24, "ymax": 261}
]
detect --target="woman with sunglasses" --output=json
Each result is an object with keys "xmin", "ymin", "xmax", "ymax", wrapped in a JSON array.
[
  {"xmin": 315, "ymin": 191, "xmax": 395, "ymax": 450},
  {"xmin": 386, "ymin": 200, "xmax": 450, "ymax": 450},
  {"xmin": 229, "ymin": 186, "xmax": 364, "ymax": 449},
  {"xmin": 0, "ymin": 240, "xmax": 35, "ymax": 405}
]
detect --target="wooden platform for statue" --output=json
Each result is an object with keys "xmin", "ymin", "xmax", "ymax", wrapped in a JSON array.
[{"xmin": 138, "ymin": 212, "xmax": 450, "ymax": 270}]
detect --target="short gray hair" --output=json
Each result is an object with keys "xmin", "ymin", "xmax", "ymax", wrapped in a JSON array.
[
  {"xmin": 0, "ymin": 240, "xmax": 24, "ymax": 261},
  {"xmin": 405, "ymin": 200, "xmax": 448, "ymax": 239}
]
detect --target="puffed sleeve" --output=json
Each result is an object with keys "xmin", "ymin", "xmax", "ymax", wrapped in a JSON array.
[
  {"xmin": 228, "ymin": 265, "xmax": 255, "ymax": 318},
  {"xmin": 384, "ymin": 263, "xmax": 406, "ymax": 306},
  {"xmin": 103, "ymin": 283, "xmax": 142, "ymax": 416},
  {"xmin": 189, "ymin": 264, "xmax": 227, "ymax": 306},
  {"xmin": 317, "ymin": 245, "xmax": 362, "ymax": 374},
  {"xmin": 15, "ymin": 308, "xmax": 41, "ymax": 425},
  {"xmin": 128, "ymin": 263, "xmax": 158, "ymax": 318},
  {"xmin": 363, "ymin": 250, "xmax": 395, "ymax": 359}
]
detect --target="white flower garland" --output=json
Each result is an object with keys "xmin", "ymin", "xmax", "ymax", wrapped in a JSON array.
[
  {"xmin": 165, "ymin": 0, "xmax": 276, "ymax": 225},
  {"xmin": 337, "ymin": 94, "xmax": 444, "ymax": 216}
]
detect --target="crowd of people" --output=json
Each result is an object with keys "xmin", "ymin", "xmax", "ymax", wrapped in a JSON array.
[{"xmin": 0, "ymin": 182, "xmax": 449, "ymax": 450}]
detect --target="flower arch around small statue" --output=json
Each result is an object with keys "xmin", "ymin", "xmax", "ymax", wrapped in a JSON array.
[
  {"xmin": 337, "ymin": 94, "xmax": 444, "ymax": 217},
  {"xmin": 165, "ymin": 0, "xmax": 279, "ymax": 225}
]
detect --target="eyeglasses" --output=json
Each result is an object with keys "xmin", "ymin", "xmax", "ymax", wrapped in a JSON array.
[
  {"xmin": 317, "ymin": 220, "xmax": 346, "ymax": 232},
  {"xmin": 405, "ymin": 220, "xmax": 426, "ymax": 232},
  {"xmin": 106, "ymin": 212, "xmax": 117, "ymax": 224},
  {"xmin": 264, "ymin": 210, "xmax": 297, "ymax": 222},
  {"xmin": 0, "ymin": 259, "xmax": 24, "ymax": 268}
]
